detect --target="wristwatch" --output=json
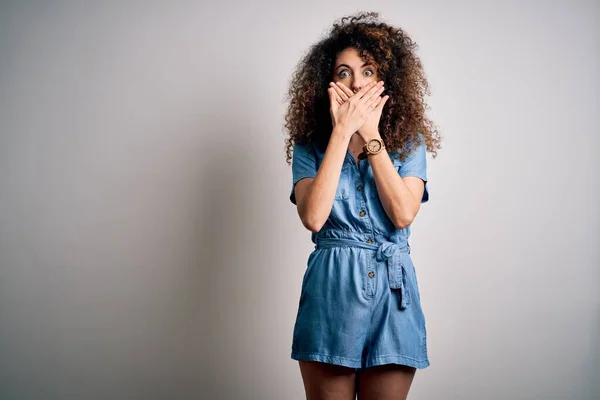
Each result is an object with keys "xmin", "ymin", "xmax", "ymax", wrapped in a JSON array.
[{"xmin": 362, "ymin": 138, "xmax": 385, "ymax": 156}]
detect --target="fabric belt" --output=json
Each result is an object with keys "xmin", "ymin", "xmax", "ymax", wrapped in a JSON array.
[{"xmin": 315, "ymin": 237, "xmax": 411, "ymax": 309}]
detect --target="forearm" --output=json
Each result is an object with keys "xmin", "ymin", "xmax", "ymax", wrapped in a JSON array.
[
  {"xmin": 299, "ymin": 128, "xmax": 350, "ymax": 231},
  {"xmin": 369, "ymin": 149, "xmax": 419, "ymax": 229}
]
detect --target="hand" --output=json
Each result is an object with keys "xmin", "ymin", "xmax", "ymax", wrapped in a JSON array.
[
  {"xmin": 331, "ymin": 81, "xmax": 389, "ymax": 141},
  {"xmin": 327, "ymin": 80, "xmax": 385, "ymax": 139}
]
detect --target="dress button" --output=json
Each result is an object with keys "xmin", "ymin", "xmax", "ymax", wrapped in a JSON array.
[
  {"xmin": 357, "ymin": 185, "xmax": 363, "ymax": 191},
  {"xmin": 366, "ymin": 238, "xmax": 373, "ymax": 244},
  {"xmin": 368, "ymin": 271, "xmax": 375, "ymax": 278},
  {"xmin": 359, "ymin": 210, "xmax": 366, "ymax": 217}
]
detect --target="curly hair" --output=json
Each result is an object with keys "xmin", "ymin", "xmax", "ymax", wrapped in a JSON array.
[{"xmin": 283, "ymin": 11, "xmax": 441, "ymax": 164}]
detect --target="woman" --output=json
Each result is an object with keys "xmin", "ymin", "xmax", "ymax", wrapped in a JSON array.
[{"xmin": 283, "ymin": 11, "xmax": 442, "ymax": 400}]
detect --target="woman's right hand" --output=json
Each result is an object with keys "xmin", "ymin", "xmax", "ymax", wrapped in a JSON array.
[{"xmin": 328, "ymin": 80, "xmax": 385, "ymax": 139}]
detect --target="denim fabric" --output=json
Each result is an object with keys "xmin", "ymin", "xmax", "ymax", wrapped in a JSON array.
[{"xmin": 289, "ymin": 135, "xmax": 430, "ymax": 370}]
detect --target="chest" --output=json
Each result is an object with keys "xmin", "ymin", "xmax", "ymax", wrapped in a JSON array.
[{"xmin": 348, "ymin": 143, "xmax": 364, "ymax": 165}]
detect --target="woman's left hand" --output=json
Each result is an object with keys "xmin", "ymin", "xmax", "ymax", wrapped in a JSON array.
[{"xmin": 331, "ymin": 81, "xmax": 389, "ymax": 141}]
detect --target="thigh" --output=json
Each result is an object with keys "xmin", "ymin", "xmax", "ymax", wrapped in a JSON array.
[
  {"xmin": 356, "ymin": 364, "xmax": 416, "ymax": 400},
  {"xmin": 299, "ymin": 361, "xmax": 357, "ymax": 400}
]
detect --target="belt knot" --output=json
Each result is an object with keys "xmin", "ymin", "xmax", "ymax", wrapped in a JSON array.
[{"xmin": 375, "ymin": 241, "xmax": 411, "ymax": 309}]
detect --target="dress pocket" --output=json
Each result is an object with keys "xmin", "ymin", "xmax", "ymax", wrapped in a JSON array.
[{"xmin": 335, "ymin": 164, "xmax": 350, "ymax": 200}]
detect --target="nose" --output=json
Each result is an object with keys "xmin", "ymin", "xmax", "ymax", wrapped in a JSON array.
[{"xmin": 351, "ymin": 77, "xmax": 372, "ymax": 94}]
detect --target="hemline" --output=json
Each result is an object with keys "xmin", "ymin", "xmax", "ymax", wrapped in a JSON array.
[{"xmin": 291, "ymin": 351, "xmax": 430, "ymax": 370}]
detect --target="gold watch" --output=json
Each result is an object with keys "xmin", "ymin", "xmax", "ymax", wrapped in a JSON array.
[{"xmin": 362, "ymin": 138, "xmax": 385, "ymax": 156}]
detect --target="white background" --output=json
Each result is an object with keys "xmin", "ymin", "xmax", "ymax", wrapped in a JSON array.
[{"xmin": 0, "ymin": 1, "xmax": 598, "ymax": 399}]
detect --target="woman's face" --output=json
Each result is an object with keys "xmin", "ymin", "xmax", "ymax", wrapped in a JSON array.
[{"xmin": 332, "ymin": 47, "xmax": 380, "ymax": 93}]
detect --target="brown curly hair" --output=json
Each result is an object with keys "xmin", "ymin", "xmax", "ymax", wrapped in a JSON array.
[{"xmin": 283, "ymin": 11, "xmax": 441, "ymax": 164}]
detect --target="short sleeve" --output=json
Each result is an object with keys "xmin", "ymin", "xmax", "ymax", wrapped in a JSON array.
[
  {"xmin": 289, "ymin": 142, "xmax": 318, "ymax": 205},
  {"xmin": 398, "ymin": 138, "xmax": 429, "ymax": 203}
]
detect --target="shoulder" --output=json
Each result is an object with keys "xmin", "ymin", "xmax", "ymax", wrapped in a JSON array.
[{"xmin": 393, "ymin": 133, "xmax": 426, "ymax": 162}]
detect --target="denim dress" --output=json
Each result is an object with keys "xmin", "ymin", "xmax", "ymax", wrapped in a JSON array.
[{"xmin": 289, "ymin": 135, "xmax": 430, "ymax": 370}]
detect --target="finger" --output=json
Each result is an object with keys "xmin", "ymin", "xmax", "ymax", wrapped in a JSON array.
[
  {"xmin": 364, "ymin": 86, "xmax": 385, "ymax": 108},
  {"xmin": 335, "ymin": 82, "xmax": 354, "ymax": 99},
  {"xmin": 328, "ymin": 84, "xmax": 342, "ymax": 103},
  {"xmin": 357, "ymin": 80, "xmax": 383, "ymax": 100},
  {"xmin": 374, "ymin": 95, "xmax": 389, "ymax": 109},
  {"xmin": 377, "ymin": 95, "xmax": 389, "ymax": 109},
  {"xmin": 359, "ymin": 81, "xmax": 385, "ymax": 103},
  {"xmin": 366, "ymin": 95, "xmax": 383, "ymax": 112},
  {"xmin": 354, "ymin": 80, "xmax": 380, "ymax": 99},
  {"xmin": 330, "ymin": 82, "xmax": 350, "ymax": 103},
  {"xmin": 364, "ymin": 95, "xmax": 379, "ymax": 111},
  {"xmin": 370, "ymin": 95, "xmax": 389, "ymax": 113},
  {"xmin": 364, "ymin": 86, "xmax": 385, "ymax": 109},
  {"xmin": 328, "ymin": 88, "xmax": 339, "ymax": 109},
  {"xmin": 332, "ymin": 87, "xmax": 345, "ymax": 105}
]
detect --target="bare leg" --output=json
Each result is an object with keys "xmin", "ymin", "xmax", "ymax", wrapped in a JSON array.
[
  {"xmin": 298, "ymin": 361, "xmax": 357, "ymax": 400},
  {"xmin": 356, "ymin": 364, "xmax": 416, "ymax": 400}
]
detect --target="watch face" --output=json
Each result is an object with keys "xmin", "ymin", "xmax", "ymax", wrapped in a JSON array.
[{"xmin": 367, "ymin": 139, "xmax": 383, "ymax": 153}]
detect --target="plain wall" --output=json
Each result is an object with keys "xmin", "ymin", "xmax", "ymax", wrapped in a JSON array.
[{"xmin": 0, "ymin": 1, "xmax": 598, "ymax": 399}]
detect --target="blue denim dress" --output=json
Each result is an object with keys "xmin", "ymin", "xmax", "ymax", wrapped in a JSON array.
[{"xmin": 289, "ymin": 135, "xmax": 430, "ymax": 370}]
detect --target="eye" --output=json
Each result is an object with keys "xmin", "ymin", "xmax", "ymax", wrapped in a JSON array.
[
  {"xmin": 364, "ymin": 69, "xmax": 374, "ymax": 76},
  {"xmin": 338, "ymin": 70, "xmax": 349, "ymax": 78}
]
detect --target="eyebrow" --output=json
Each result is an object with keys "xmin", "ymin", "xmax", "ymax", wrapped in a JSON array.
[{"xmin": 335, "ymin": 62, "xmax": 371, "ymax": 71}]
